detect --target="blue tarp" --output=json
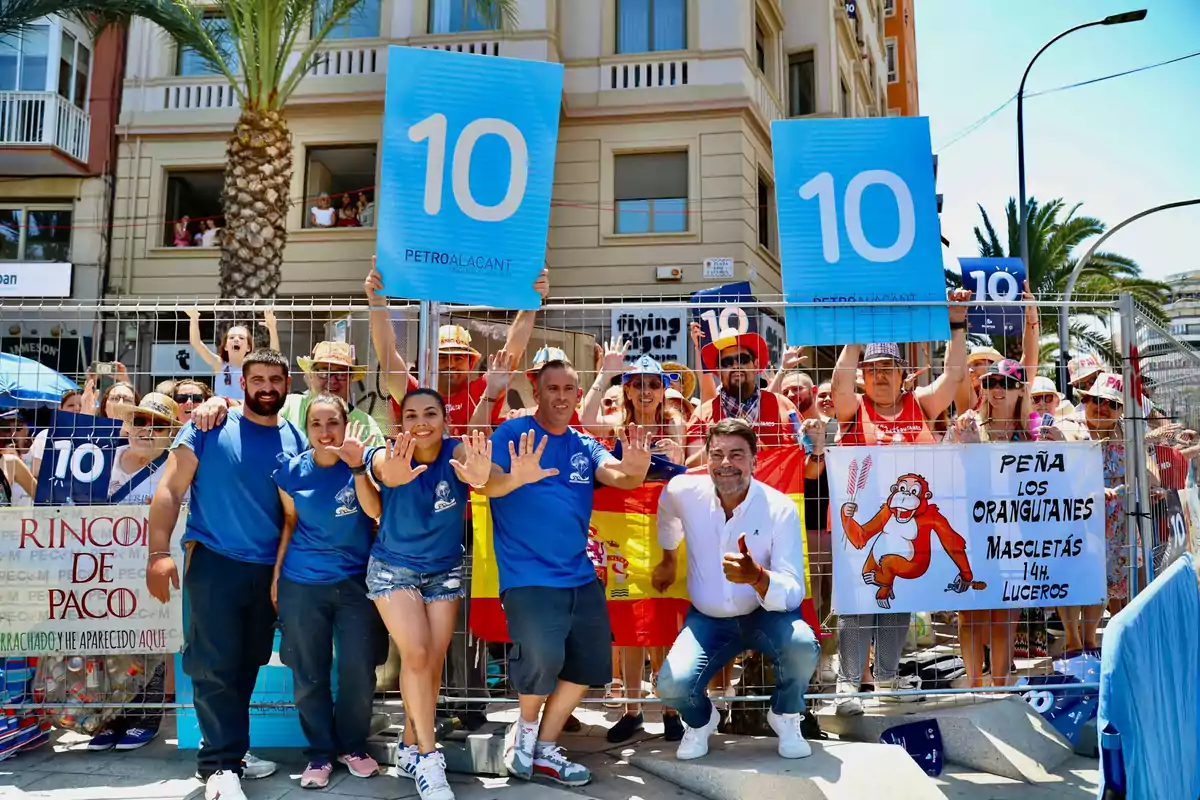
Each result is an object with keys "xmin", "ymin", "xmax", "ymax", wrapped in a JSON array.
[{"xmin": 1097, "ymin": 553, "xmax": 1200, "ymax": 799}]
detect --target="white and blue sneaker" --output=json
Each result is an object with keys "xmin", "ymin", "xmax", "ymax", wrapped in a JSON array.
[
  {"xmin": 395, "ymin": 743, "xmax": 419, "ymax": 780},
  {"xmin": 533, "ymin": 744, "xmax": 592, "ymax": 786},
  {"xmin": 114, "ymin": 726, "xmax": 158, "ymax": 751},
  {"xmin": 503, "ymin": 720, "xmax": 537, "ymax": 780},
  {"xmin": 86, "ymin": 728, "xmax": 120, "ymax": 751},
  {"xmin": 414, "ymin": 751, "xmax": 455, "ymax": 800}
]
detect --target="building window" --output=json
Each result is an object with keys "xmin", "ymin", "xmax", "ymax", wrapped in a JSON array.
[
  {"xmin": 0, "ymin": 205, "xmax": 72, "ymax": 261},
  {"xmin": 614, "ymin": 151, "xmax": 688, "ymax": 234},
  {"xmin": 0, "ymin": 24, "xmax": 50, "ymax": 91},
  {"xmin": 787, "ymin": 51, "xmax": 815, "ymax": 116},
  {"xmin": 57, "ymin": 30, "xmax": 91, "ymax": 109},
  {"xmin": 885, "ymin": 37, "xmax": 898, "ymax": 83},
  {"xmin": 429, "ymin": 0, "xmax": 495, "ymax": 33},
  {"xmin": 755, "ymin": 23, "xmax": 766, "ymax": 73},
  {"xmin": 757, "ymin": 173, "xmax": 775, "ymax": 252},
  {"xmin": 162, "ymin": 170, "xmax": 223, "ymax": 247},
  {"xmin": 840, "ymin": 76, "xmax": 850, "ymax": 116},
  {"xmin": 617, "ymin": 0, "xmax": 686, "ymax": 54},
  {"xmin": 177, "ymin": 16, "xmax": 236, "ymax": 76},
  {"xmin": 303, "ymin": 145, "xmax": 378, "ymax": 229},
  {"xmin": 315, "ymin": 0, "xmax": 381, "ymax": 39},
  {"xmin": 884, "ymin": 0, "xmax": 896, "ymax": 16}
]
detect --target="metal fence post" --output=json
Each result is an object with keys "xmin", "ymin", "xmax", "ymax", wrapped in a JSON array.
[
  {"xmin": 418, "ymin": 300, "xmax": 440, "ymax": 387},
  {"xmin": 1118, "ymin": 292, "xmax": 1151, "ymax": 597}
]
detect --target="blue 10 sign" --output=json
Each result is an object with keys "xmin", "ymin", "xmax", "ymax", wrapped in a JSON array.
[
  {"xmin": 771, "ymin": 117, "xmax": 948, "ymax": 347},
  {"xmin": 957, "ymin": 257, "xmax": 1027, "ymax": 336},
  {"xmin": 375, "ymin": 46, "xmax": 564, "ymax": 310}
]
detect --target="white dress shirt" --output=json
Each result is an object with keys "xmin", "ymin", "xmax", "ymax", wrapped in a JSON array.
[{"xmin": 657, "ymin": 473, "xmax": 806, "ymax": 619}]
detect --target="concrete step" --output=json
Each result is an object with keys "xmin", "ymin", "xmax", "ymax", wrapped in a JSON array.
[
  {"xmin": 817, "ymin": 694, "xmax": 1073, "ymax": 783},
  {"xmin": 625, "ymin": 736, "xmax": 947, "ymax": 800}
]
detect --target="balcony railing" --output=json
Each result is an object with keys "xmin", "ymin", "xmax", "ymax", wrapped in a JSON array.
[
  {"xmin": 307, "ymin": 43, "xmax": 386, "ymax": 76},
  {"xmin": 603, "ymin": 57, "xmax": 692, "ymax": 90},
  {"xmin": 755, "ymin": 74, "xmax": 783, "ymax": 125},
  {"xmin": 162, "ymin": 80, "xmax": 238, "ymax": 111},
  {"xmin": 417, "ymin": 39, "xmax": 500, "ymax": 56},
  {"xmin": 0, "ymin": 91, "xmax": 90, "ymax": 163}
]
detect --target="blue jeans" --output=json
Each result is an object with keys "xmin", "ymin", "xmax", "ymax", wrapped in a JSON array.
[
  {"xmin": 656, "ymin": 606, "xmax": 819, "ymax": 728},
  {"xmin": 277, "ymin": 575, "xmax": 388, "ymax": 761},
  {"xmin": 182, "ymin": 544, "xmax": 277, "ymax": 778}
]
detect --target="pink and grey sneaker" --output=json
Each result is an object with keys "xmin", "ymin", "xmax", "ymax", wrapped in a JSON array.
[
  {"xmin": 299, "ymin": 760, "xmax": 333, "ymax": 789},
  {"xmin": 338, "ymin": 752, "xmax": 380, "ymax": 778}
]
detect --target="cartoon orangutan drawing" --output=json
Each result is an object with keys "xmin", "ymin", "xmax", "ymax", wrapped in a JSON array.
[{"xmin": 840, "ymin": 473, "xmax": 981, "ymax": 609}]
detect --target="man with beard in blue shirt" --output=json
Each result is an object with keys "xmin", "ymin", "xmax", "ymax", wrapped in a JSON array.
[
  {"xmin": 146, "ymin": 349, "xmax": 306, "ymax": 800},
  {"xmin": 477, "ymin": 360, "xmax": 652, "ymax": 787}
]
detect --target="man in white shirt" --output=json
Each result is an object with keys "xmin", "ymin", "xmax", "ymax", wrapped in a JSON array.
[{"xmin": 651, "ymin": 418, "xmax": 818, "ymax": 761}]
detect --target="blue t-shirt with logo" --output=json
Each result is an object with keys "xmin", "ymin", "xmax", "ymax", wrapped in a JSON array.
[
  {"xmin": 173, "ymin": 410, "xmax": 307, "ymax": 565},
  {"xmin": 274, "ymin": 451, "xmax": 375, "ymax": 584},
  {"xmin": 369, "ymin": 441, "xmax": 467, "ymax": 574},
  {"xmin": 489, "ymin": 417, "xmax": 616, "ymax": 592}
]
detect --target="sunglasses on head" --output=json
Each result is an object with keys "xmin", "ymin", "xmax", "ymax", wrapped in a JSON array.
[
  {"xmin": 174, "ymin": 392, "xmax": 204, "ymax": 404},
  {"xmin": 981, "ymin": 376, "xmax": 1022, "ymax": 390},
  {"xmin": 719, "ymin": 352, "xmax": 755, "ymax": 368},
  {"xmin": 131, "ymin": 413, "xmax": 172, "ymax": 430},
  {"xmin": 1085, "ymin": 396, "xmax": 1121, "ymax": 412}
]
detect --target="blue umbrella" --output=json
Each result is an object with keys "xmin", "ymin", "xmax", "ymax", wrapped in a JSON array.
[{"xmin": 0, "ymin": 352, "xmax": 80, "ymax": 408}]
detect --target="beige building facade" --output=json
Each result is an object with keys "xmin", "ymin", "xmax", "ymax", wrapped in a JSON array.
[{"xmin": 108, "ymin": 0, "xmax": 888, "ymax": 302}]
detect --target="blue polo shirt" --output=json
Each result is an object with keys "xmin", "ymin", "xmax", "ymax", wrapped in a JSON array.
[
  {"xmin": 488, "ymin": 417, "xmax": 616, "ymax": 593},
  {"xmin": 173, "ymin": 410, "xmax": 307, "ymax": 564},
  {"xmin": 274, "ymin": 451, "xmax": 375, "ymax": 584},
  {"xmin": 369, "ymin": 441, "xmax": 467, "ymax": 574}
]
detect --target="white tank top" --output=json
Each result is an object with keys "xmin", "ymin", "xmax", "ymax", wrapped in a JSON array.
[{"xmin": 311, "ymin": 206, "xmax": 335, "ymax": 226}]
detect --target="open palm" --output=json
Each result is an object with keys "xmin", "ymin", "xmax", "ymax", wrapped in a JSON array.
[
  {"xmin": 375, "ymin": 433, "xmax": 428, "ymax": 487},
  {"xmin": 327, "ymin": 421, "xmax": 368, "ymax": 467},
  {"xmin": 508, "ymin": 431, "xmax": 559, "ymax": 486},
  {"xmin": 451, "ymin": 430, "xmax": 493, "ymax": 487}
]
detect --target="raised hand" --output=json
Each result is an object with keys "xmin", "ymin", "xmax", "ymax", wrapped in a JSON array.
[
  {"xmin": 184, "ymin": 309, "xmax": 200, "ymax": 321},
  {"xmin": 364, "ymin": 257, "xmax": 387, "ymax": 307},
  {"xmin": 1023, "ymin": 279, "xmax": 1039, "ymax": 329},
  {"xmin": 451, "ymin": 429, "xmax": 494, "ymax": 487},
  {"xmin": 484, "ymin": 350, "xmax": 516, "ymax": 398},
  {"xmin": 375, "ymin": 432, "xmax": 428, "ymax": 487},
  {"xmin": 947, "ymin": 288, "xmax": 973, "ymax": 324},
  {"xmin": 617, "ymin": 424, "xmax": 652, "ymax": 475},
  {"xmin": 781, "ymin": 346, "xmax": 807, "ymax": 371},
  {"xmin": 689, "ymin": 321, "xmax": 704, "ymax": 352},
  {"xmin": 507, "ymin": 431, "xmax": 559, "ymax": 487},
  {"xmin": 721, "ymin": 533, "xmax": 759, "ymax": 585},
  {"xmin": 533, "ymin": 268, "xmax": 550, "ymax": 299},
  {"xmin": 263, "ymin": 309, "xmax": 277, "ymax": 329},
  {"xmin": 328, "ymin": 421, "xmax": 368, "ymax": 467},
  {"xmin": 600, "ymin": 338, "xmax": 630, "ymax": 374},
  {"xmin": 903, "ymin": 365, "xmax": 930, "ymax": 394},
  {"xmin": 800, "ymin": 416, "xmax": 826, "ymax": 453}
]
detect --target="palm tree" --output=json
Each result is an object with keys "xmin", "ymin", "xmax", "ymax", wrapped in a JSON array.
[
  {"xmin": 38, "ymin": 0, "xmax": 515, "ymax": 299},
  {"xmin": 0, "ymin": 0, "xmax": 137, "ymax": 35},
  {"xmin": 969, "ymin": 197, "xmax": 1169, "ymax": 370}
]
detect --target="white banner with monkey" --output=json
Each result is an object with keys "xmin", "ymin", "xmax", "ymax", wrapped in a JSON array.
[{"xmin": 828, "ymin": 443, "xmax": 1107, "ymax": 615}]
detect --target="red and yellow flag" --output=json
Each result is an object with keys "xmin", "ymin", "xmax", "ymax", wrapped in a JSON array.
[{"xmin": 469, "ymin": 447, "xmax": 818, "ymax": 646}]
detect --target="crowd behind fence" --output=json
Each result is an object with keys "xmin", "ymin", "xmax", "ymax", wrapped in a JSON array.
[{"xmin": 1, "ymin": 292, "xmax": 1198, "ymax": 740}]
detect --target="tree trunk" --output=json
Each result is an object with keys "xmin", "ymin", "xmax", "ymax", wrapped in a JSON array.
[{"xmin": 219, "ymin": 108, "xmax": 292, "ymax": 299}]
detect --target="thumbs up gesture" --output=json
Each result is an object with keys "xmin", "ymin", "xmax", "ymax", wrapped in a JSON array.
[{"xmin": 722, "ymin": 533, "xmax": 761, "ymax": 585}]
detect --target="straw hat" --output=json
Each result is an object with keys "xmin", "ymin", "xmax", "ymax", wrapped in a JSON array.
[
  {"xmin": 1029, "ymin": 375, "xmax": 1064, "ymax": 400},
  {"xmin": 665, "ymin": 387, "xmax": 695, "ymax": 417},
  {"xmin": 1079, "ymin": 372, "xmax": 1125, "ymax": 405},
  {"xmin": 700, "ymin": 328, "xmax": 770, "ymax": 372},
  {"xmin": 114, "ymin": 392, "xmax": 181, "ymax": 428},
  {"xmin": 297, "ymin": 341, "xmax": 368, "ymax": 382},
  {"xmin": 525, "ymin": 346, "xmax": 570, "ymax": 381},
  {"xmin": 967, "ymin": 346, "xmax": 1004, "ymax": 366},
  {"xmin": 660, "ymin": 361, "xmax": 696, "ymax": 400},
  {"xmin": 437, "ymin": 325, "xmax": 482, "ymax": 370}
]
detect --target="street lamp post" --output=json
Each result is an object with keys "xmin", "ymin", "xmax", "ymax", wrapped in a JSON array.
[
  {"xmin": 1058, "ymin": 198, "xmax": 1200, "ymax": 395},
  {"xmin": 1017, "ymin": 10, "xmax": 1147, "ymax": 273}
]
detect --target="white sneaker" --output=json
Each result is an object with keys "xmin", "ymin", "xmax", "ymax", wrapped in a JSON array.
[
  {"xmin": 675, "ymin": 705, "xmax": 720, "ymax": 761},
  {"xmin": 414, "ymin": 751, "xmax": 455, "ymax": 800},
  {"xmin": 241, "ymin": 752, "xmax": 277, "ymax": 779},
  {"xmin": 834, "ymin": 681, "xmax": 863, "ymax": 716},
  {"xmin": 878, "ymin": 676, "xmax": 920, "ymax": 704},
  {"xmin": 205, "ymin": 770, "xmax": 247, "ymax": 800},
  {"xmin": 503, "ymin": 719, "xmax": 537, "ymax": 780},
  {"xmin": 767, "ymin": 711, "xmax": 812, "ymax": 759},
  {"xmin": 396, "ymin": 743, "xmax": 419, "ymax": 780}
]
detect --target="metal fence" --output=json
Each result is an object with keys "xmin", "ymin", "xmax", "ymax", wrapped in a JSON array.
[{"xmin": 1, "ymin": 292, "xmax": 1196, "ymax": 738}]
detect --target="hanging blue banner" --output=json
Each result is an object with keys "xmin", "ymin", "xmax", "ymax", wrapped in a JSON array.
[
  {"xmin": 34, "ymin": 412, "xmax": 121, "ymax": 505},
  {"xmin": 957, "ymin": 257, "xmax": 1026, "ymax": 336},
  {"xmin": 771, "ymin": 117, "xmax": 947, "ymax": 346},
  {"xmin": 375, "ymin": 46, "xmax": 564, "ymax": 310}
]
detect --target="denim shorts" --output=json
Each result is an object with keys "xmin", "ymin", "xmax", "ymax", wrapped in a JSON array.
[
  {"xmin": 365, "ymin": 556, "xmax": 465, "ymax": 603},
  {"xmin": 501, "ymin": 579, "xmax": 613, "ymax": 695}
]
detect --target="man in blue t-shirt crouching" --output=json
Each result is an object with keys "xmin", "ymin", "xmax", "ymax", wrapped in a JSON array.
[
  {"xmin": 478, "ymin": 360, "xmax": 651, "ymax": 787},
  {"xmin": 146, "ymin": 349, "xmax": 306, "ymax": 800}
]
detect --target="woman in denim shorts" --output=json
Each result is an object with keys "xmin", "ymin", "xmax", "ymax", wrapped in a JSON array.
[{"xmin": 361, "ymin": 389, "xmax": 493, "ymax": 800}]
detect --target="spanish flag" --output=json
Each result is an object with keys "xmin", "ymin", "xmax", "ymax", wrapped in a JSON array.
[{"xmin": 469, "ymin": 447, "xmax": 818, "ymax": 646}]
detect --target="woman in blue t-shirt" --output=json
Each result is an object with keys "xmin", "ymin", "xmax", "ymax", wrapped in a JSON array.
[
  {"xmin": 359, "ymin": 388, "xmax": 492, "ymax": 800},
  {"xmin": 272, "ymin": 393, "xmax": 388, "ymax": 790}
]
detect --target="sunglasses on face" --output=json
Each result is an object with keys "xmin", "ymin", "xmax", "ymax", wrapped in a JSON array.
[
  {"xmin": 131, "ymin": 413, "xmax": 172, "ymax": 430},
  {"xmin": 174, "ymin": 393, "xmax": 204, "ymax": 404},
  {"xmin": 1085, "ymin": 396, "xmax": 1121, "ymax": 413},
  {"xmin": 628, "ymin": 378, "xmax": 663, "ymax": 391},
  {"xmin": 981, "ymin": 377, "xmax": 1022, "ymax": 391},
  {"xmin": 719, "ymin": 352, "xmax": 755, "ymax": 368}
]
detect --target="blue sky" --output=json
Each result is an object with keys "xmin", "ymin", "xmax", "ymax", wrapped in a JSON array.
[{"xmin": 916, "ymin": 0, "xmax": 1200, "ymax": 286}]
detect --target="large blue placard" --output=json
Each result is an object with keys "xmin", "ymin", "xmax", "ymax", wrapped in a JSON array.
[
  {"xmin": 957, "ymin": 257, "xmax": 1026, "ymax": 336},
  {"xmin": 772, "ymin": 117, "xmax": 948, "ymax": 346},
  {"xmin": 375, "ymin": 46, "xmax": 563, "ymax": 310}
]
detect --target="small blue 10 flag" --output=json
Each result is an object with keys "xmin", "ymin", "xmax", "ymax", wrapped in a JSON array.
[{"xmin": 957, "ymin": 257, "xmax": 1026, "ymax": 336}]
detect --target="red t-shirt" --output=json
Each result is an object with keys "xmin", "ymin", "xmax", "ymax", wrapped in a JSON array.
[
  {"xmin": 1154, "ymin": 444, "xmax": 1188, "ymax": 491},
  {"xmin": 841, "ymin": 393, "xmax": 936, "ymax": 446},
  {"xmin": 389, "ymin": 375, "xmax": 504, "ymax": 438}
]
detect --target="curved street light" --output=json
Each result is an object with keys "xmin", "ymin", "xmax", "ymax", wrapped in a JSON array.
[
  {"xmin": 1057, "ymin": 198, "xmax": 1200, "ymax": 395},
  {"xmin": 1017, "ymin": 10, "xmax": 1148, "ymax": 271}
]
